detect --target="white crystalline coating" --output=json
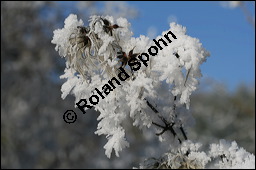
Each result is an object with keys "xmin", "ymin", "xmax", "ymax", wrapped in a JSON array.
[
  {"xmin": 209, "ymin": 139, "xmax": 255, "ymax": 169},
  {"xmin": 98, "ymin": 34, "xmax": 115, "ymax": 56},
  {"xmin": 52, "ymin": 14, "xmax": 211, "ymax": 159},
  {"xmin": 187, "ymin": 152, "xmax": 211, "ymax": 168},
  {"xmin": 138, "ymin": 140, "xmax": 254, "ymax": 169},
  {"xmin": 152, "ymin": 22, "xmax": 209, "ymax": 109},
  {"xmin": 60, "ymin": 68, "xmax": 80, "ymax": 99},
  {"xmin": 180, "ymin": 140, "xmax": 202, "ymax": 154},
  {"xmin": 52, "ymin": 15, "xmax": 255, "ymax": 167},
  {"xmin": 116, "ymin": 17, "xmax": 130, "ymax": 28},
  {"xmin": 51, "ymin": 14, "xmax": 84, "ymax": 58},
  {"xmin": 64, "ymin": 14, "xmax": 84, "ymax": 29},
  {"xmin": 103, "ymin": 128, "xmax": 129, "ymax": 158}
]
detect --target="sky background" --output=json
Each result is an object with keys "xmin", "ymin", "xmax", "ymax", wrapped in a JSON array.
[{"xmin": 123, "ymin": 1, "xmax": 255, "ymax": 92}]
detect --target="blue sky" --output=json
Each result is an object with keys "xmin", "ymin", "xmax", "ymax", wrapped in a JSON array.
[{"xmin": 125, "ymin": 1, "xmax": 255, "ymax": 91}]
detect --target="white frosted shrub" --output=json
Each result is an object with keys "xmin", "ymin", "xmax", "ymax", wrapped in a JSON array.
[{"xmin": 52, "ymin": 14, "xmax": 254, "ymax": 168}]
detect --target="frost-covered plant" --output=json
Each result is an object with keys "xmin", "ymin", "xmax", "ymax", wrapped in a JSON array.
[
  {"xmin": 208, "ymin": 139, "xmax": 255, "ymax": 169},
  {"xmin": 51, "ymin": 14, "xmax": 254, "ymax": 168},
  {"xmin": 139, "ymin": 139, "xmax": 255, "ymax": 169},
  {"xmin": 139, "ymin": 140, "xmax": 210, "ymax": 169}
]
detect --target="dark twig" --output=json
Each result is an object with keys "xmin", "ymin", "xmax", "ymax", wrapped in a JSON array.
[
  {"xmin": 145, "ymin": 99, "xmax": 182, "ymax": 144},
  {"xmin": 173, "ymin": 96, "xmax": 188, "ymax": 141},
  {"xmin": 184, "ymin": 67, "xmax": 191, "ymax": 87},
  {"xmin": 146, "ymin": 100, "xmax": 159, "ymax": 113},
  {"xmin": 180, "ymin": 126, "xmax": 188, "ymax": 140}
]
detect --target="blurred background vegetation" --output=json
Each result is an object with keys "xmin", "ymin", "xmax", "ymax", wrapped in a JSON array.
[{"xmin": 1, "ymin": 1, "xmax": 254, "ymax": 168}]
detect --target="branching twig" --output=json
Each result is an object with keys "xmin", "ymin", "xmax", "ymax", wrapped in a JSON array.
[{"xmin": 145, "ymin": 99, "xmax": 182, "ymax": 144}]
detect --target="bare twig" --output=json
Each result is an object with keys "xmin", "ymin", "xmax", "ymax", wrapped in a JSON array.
[
  {"xmin": 184, "ymin": 67, "xmax": 191, "ymax": 87},
  {"xmin": 173, "ymin": 96, "xmax": 188, "ymax": 141},
  {"xmin": 145, "ymin": 99, "xmax": 182, "ymax": 144}
]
